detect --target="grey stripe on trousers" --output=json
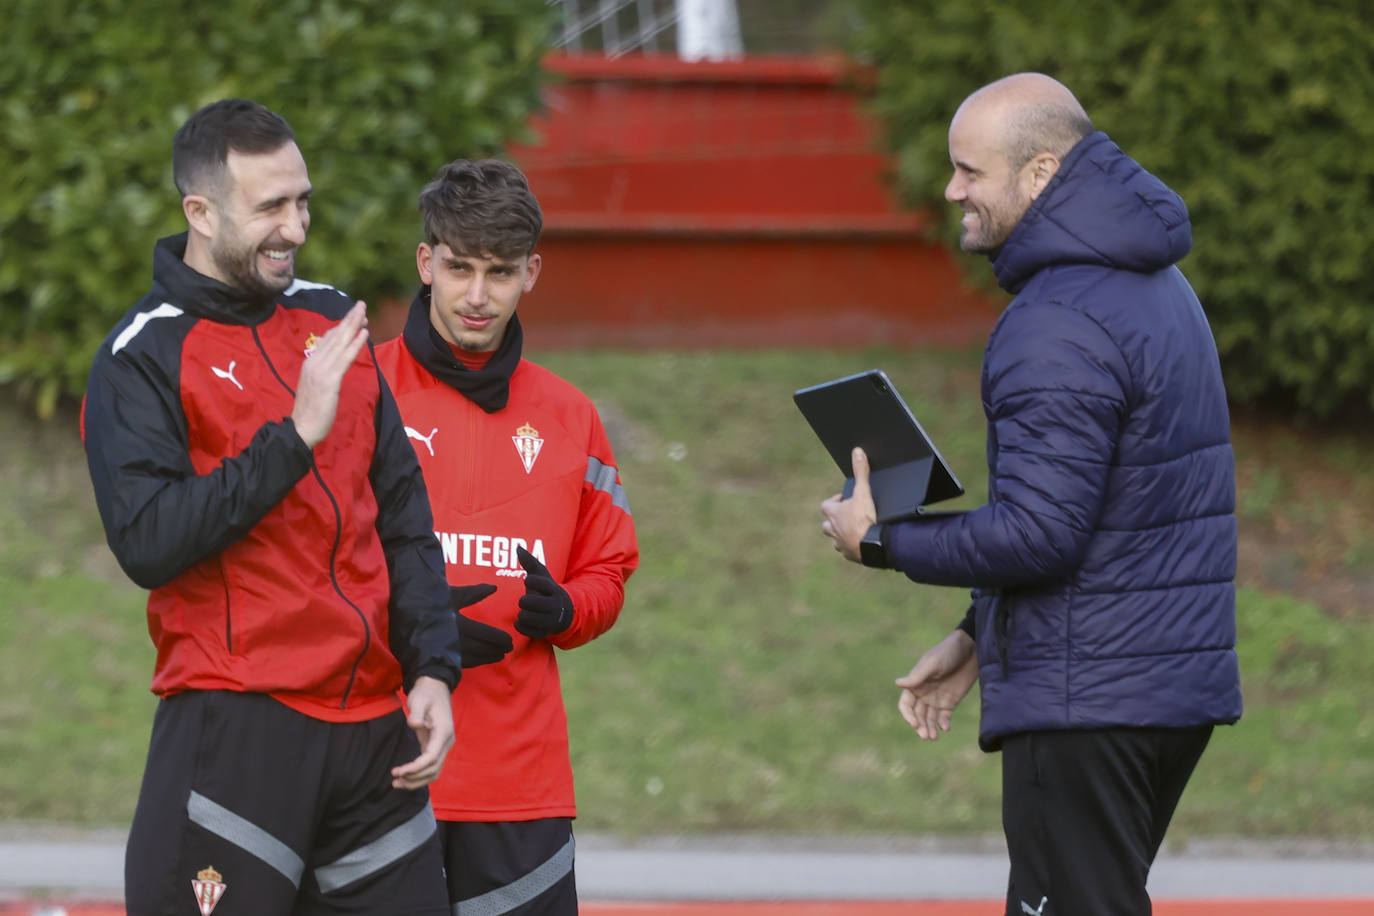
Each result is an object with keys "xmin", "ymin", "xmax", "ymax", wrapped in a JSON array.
[
  {"xmin": 315, "ymin": 805, "xmax": 437, "ymax": 893},
  {"xmin": 453, "ymin": 834, "xmax": 575, "ymax": 916},
  {"xmin": 187, "ymin": 790, "xmax": 306, "ymax": 887}
]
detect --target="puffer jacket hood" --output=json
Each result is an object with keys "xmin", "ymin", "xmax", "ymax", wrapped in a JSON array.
[{"xmin": 992, "ymin": 132, "xmax": 1193, "ymax": 293}]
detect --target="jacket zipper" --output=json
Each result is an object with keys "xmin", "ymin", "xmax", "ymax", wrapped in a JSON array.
[{"xmin": 222, "ymin": 559, "xmax": 233, "ymax": 653}]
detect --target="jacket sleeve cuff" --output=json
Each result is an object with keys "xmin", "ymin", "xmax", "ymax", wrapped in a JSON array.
[
  {"xmin": 956, "ymin": 605, "xmax": 976, "ymax": 640},
  {"xmin": 406, "ymin": 663, "xmax": 459, "ymax": 693}
]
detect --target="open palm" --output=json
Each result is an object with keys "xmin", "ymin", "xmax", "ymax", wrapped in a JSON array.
[{"xmin": 896, "ymin": 630, "xmax": 979, "ymax": 741}]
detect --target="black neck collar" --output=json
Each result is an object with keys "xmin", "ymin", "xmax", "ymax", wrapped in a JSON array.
[{"xmin": 400, "ymin": 287, "xmax": 522, "ymax": 412}]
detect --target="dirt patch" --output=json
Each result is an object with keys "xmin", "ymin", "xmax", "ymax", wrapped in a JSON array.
[
  {"xmin": 1237, "ymin": 525, "xmax": 1374, "ymax": 620},
  {"xmin": 1232, "ymin": 412, "xmax": 1374, "ymax": 620}
]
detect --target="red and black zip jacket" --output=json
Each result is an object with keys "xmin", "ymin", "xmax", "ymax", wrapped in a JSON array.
[{"xmin": 82, "ymin": 234, "xmax": 461, "ymax": 722}]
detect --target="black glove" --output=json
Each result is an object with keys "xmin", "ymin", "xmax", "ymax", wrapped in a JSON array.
[
  {"xmin": 515, "ymin": 547, "xmax": 574, "ymax": 639},
  {"xmin": 450, "ymin": 584, "xmax": 512, "ymax": 668}
]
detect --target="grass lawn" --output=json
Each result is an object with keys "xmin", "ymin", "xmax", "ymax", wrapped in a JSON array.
[{"xmin": 2, "ymin": 348, "xmax": 1371, "ymax": 841}]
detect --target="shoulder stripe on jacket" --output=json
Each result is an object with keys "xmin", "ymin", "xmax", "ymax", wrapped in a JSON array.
[
  {"xmin": 112, "ymin": 303, "xmax": 184, "ymax": 354},
  {"xmin": 585, "ymin": 456, "xmax": 630, "ymax": 515},
  {"xmin": 283, "ymin": 278, "xmax": 346, "ymax": 297}
]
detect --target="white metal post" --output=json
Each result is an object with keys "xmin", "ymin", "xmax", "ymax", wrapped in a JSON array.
[{"xmin": 675, "ymin": 0, "xmax": 742, "ymax": 60}]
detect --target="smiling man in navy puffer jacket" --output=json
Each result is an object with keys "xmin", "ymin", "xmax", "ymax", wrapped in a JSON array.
[{"xmin": 822, "ymin": 73, "xmax": 1242, "ymax": 916}]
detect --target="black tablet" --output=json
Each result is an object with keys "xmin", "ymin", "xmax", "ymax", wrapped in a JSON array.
[{"xmin": 794, "ymin": 369, "xmax": 964, "ymax": 523}]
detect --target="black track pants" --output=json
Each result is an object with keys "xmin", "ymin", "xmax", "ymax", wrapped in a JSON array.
[
  {"xmin": 124, "ymin": 691, "xmax": 448, "ymax": 916},
  {"xmin": 439, "ymin": 818, "xmax": 577, "ymax": 916},
  {"xmin": 1000, "ymin": 725, "xmax": 1213, "ymax": 916}
]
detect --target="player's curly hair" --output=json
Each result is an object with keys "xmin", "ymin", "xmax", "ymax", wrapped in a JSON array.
[{"xmin": 418, "ymin": 158, "xmax": 543, "ymax": 260}]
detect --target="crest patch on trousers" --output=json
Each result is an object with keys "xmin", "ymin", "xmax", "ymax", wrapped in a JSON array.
[
  {"xmin": 512, "ymin": 422, "xmax": 544, "ymax": 474},
  {"xmin": 192, "ymin": 865, "xmax": 227, "ymax": 916}
]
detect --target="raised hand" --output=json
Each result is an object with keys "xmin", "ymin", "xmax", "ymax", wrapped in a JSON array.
[
  {"xmin": 291, "ymin": 300, "xmax": 369, "ymax": 448},
  {"xmin": 514, "ymin": 547, "xmax": 574, "ymax": 640}
]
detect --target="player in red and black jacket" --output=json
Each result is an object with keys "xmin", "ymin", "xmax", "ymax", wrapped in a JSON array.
[
  {"xmin": 375, "ymin": 158, "xmax": 638, "ymax": 915},
  {"xmin": 82, "ymin": 99, "xmax": 461, "ymax": 915}
]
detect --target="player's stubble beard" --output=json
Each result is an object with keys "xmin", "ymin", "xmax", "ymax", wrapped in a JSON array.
[{"xmin": 210, "ymin": 221, "xmax": 296, "ymax": 300}]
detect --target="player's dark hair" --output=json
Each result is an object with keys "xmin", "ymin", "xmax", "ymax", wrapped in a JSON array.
[
  {"xmin": 172, "ymin": 98, "xmax": 296, "ymax": 199},
  {"xmin": 418, "ymin": 158, "xmax": 543, "ymax": 260}
]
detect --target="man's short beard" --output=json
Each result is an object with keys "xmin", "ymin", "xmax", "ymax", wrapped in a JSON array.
[
  {"xmin": 212, "ymin": 242, "xmax": 291, "ymax": 299},
  {"xmin": 960, "ymin": 193, "xmax": 1027, "ymax": 254},
  {"xmin": 960, "ymin": 231, "xmax": 999, "ymax": 255},
  {"xmin": 960, "ymin": 224, "xmax": 1011, "ymax": 254}
]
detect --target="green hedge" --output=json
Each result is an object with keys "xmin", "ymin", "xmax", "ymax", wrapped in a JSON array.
[
  {"xmin": 851, "ymin": 0, "xmax": 1374, "ymax": 418},
  {"xmin": 0, "ymin": 0, "xmax": 554, "ymax": 416}
]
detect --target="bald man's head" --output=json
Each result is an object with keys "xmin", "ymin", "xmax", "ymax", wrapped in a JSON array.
[
  {"xmin": 943, "ymin": 74, "xmax": 1095, "ymax": 253},
  {"xmin": 956, "ymin": 73, "xmax": 1094, "ymax": 170}
]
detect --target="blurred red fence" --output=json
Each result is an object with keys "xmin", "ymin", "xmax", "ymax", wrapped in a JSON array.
[{"xmin": 377, "ymin": 53, "xmax": 999, "ymax": 349}]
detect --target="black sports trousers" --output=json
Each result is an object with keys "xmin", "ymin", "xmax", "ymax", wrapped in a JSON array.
[
  {"xmin": 439, "ymin": 818, "xmax": 578, "ymax": 916},
  {"xmin": 124, "ymin": 690, "xmax": 449, "ymax": 916},
  {"xmin": 1000, "ymin": 725, "xmax": 1213, "ymax": 916}
]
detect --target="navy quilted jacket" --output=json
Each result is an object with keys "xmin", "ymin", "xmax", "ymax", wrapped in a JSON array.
[{"xmin": 886, "ymin": 131, "xmax": 1242, "ymax": 749}]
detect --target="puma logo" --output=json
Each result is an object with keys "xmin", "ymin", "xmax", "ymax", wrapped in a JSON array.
[
  {"xmin": 211, "ymin": 361, "xmax": 243, "ymax": 391},
  {"xmin": 1021, "ymin": 896, "xmax": 1048, "ymax": 916},
  {"xmin": 405, "ymin": 426, "xmax": 438, "ymax": 456}
]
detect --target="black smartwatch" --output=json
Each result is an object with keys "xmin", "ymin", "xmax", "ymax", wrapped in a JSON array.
[{"xmin": 858, "ymin": 523, "xmax": 889, "ymax": 569}]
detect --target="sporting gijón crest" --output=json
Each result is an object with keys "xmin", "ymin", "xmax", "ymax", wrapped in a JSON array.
[
  {"xmin": 512, "ymin": 422, "xmax": 543, "ymax": 474},
  {"xmin": 192, "ymin": 864, "xmax": 227, "ymax": 915}
]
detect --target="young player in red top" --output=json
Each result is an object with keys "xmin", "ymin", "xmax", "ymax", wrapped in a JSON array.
[{"xmin": 375, "ymin": 158, "xmax": 639, "ymax": 915}]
